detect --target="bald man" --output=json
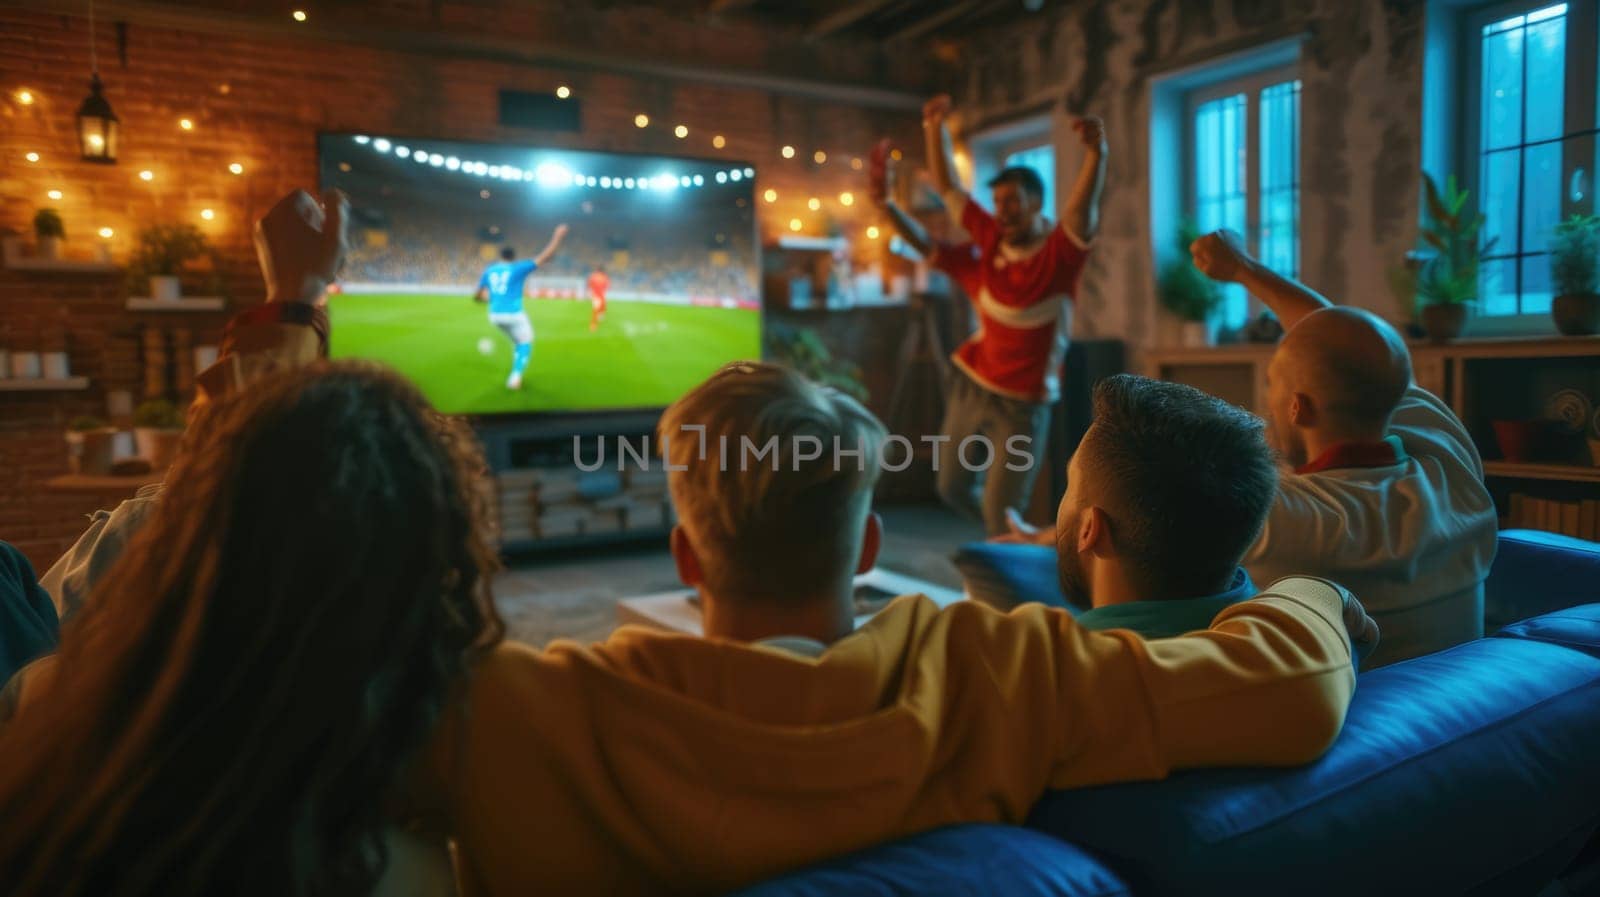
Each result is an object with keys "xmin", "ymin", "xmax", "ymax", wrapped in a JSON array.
[{"xmin": 1190, "ymin": 229, "xmax": 1498, "ymax": 667}]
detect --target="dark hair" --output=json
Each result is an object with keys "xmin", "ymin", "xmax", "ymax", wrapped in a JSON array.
[
  {"xmin": 499, "ymin": 246, "xmax": 516, "ymax": 261},
  {"xmin": 1077, "ymin": 374, "xmax": 1277, "ymax": 598},
  {"xmin": 0, "ymin": 362, "xmax": 504, "ymax": 897},
  {"xmin": 986, "ymin": 166, "xmax": 1045, "ymax": 200}
]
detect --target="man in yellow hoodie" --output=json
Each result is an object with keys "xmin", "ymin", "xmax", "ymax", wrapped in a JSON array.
[{"xmin": 161, "ymin": 189, "xmax": 1376, "ymax": 895}]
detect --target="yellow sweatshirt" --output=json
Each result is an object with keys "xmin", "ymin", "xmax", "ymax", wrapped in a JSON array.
[{"xmin": 411, "ymin": 579, "xmax": 1356, "ymax": 895}]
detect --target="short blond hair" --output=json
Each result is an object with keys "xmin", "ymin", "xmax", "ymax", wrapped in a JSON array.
[{"xmin": 659, "ymin": 362, "xmax": 886, "ymax": 602}]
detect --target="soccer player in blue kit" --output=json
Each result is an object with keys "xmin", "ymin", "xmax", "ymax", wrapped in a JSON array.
[{"xmin": 475, "ymin": 223, "xmax": 568, "ymax": 390}]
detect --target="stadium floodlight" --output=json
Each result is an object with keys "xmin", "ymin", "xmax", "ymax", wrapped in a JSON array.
[
  {"xmin": 715, "ymin": 171, "xmax": 728, "ymax": 184},
  {"xmin": 652, "ymin": 173, "xmax": 677, "ymax": 191},
  {"xmin": 415, "ymin": 153, "xmax": 429, "ymax": 165},
  {"xmin": 679, "ymin": 175, "xmax": 691, "ymax": 188},
  {"xmin": 445, "ymin": 156, "xmax": 460, "ymax": 171},
  {"xmin": 728, "ymin": 170, "xmax": 742, "ymax": 182},
  {"xmin": 394, "ymin": 146, "xmax": 409, "ymax": 158},
  {"xmin": 488, "ymin": 165, "xmax": 502, "ymax": 178},
  {"xmin": 624, "ymin": 178, "xmax": 636, "ymax": 189},
  {"xmin": 535, "ymin": 162, "xmax": 573, "ymax": 188},
  {"xmin": 474, "ymin": 162, "xmax": 489, "ymax": 176},
  {"xmin": 743, "ymin": 167, "xmax": 755, "ymax": 178},
  {"xmin": 571, "ymin": 171, "xmax": 584, "ymax": 185},
  {"xmin": 354, "ymin": 135, "xmax": 371, "ymax": 145},
  {"xmin": 374, "ymin": 138, "xmax": 391, "ymax": 153},
  {"xmin": 637, "ymin": 179, "xmax": 649, "ymax": 191},
  {"xmin": 428, "ymin": 153, "xmax": 444, "ymax": 166},
  {"xmin": 600, "ymin": 176, "xmax": 613, "ymax": 188},
  {"xmin": 692, "ymin": 174, "xmax": 705, "ymax": 186}
]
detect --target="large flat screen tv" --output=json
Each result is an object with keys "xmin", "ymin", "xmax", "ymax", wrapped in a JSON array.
[{"xmin": 318, "ymin": 134, "xmax": 761, "ymax": 415}]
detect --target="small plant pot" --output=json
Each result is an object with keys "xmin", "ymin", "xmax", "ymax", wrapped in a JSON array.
[
  {"xmin": 1552, "ymin": 293, "xmax": 1600, "ymax": 336},
  {"xmin": 66, "ymin": 428, "xmax": 117, "ymax": 475},
  {"xmin": 36, "ymin": 236, "xmax": 62, "ymax": 261},
  {"xmin": 149, "ymin": 275, "xmax": 182, "ymax": 302},
  {"xmin": 134, "ymin": 427, "xmax": 184, "ymax": 470},
  {"xmin": 1420, "ymin": 303, "xmax": 1468, "ymax": 344},
  {"xmin": 1180, "ymin": 320, "xmax": 1216, "ymax": 348},
  {"xmin": 1492, "ymin": 419, "xmax": 1549, "ymax": 463}
]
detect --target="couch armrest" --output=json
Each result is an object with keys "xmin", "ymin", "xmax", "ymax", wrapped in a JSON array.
[{"xmin": 1486, "ymin": 530, "xmax": 1600, "ymax": 631}]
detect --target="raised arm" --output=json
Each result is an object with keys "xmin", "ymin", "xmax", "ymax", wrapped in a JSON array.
[
  {"xmin": 1063, "ymin": 117, "xmax": 1107, "ymax": 242},
  {"xmin": 922, "ymin": 95, "xmax": 962, "ymax": 200},
  {"xmin": 868, "ymin": 138, "xmax": 935, "ymax": 257},
  {"xmin": 1190, "ymin": 229, "xmax": 1332, "ymax": 331},
  {"xmin": 533, "ymin": 223, "xmax": 569, "ymax": 269}
]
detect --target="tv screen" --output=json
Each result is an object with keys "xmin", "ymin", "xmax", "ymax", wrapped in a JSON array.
[{"xmin": 318, "ymin": 134, "xmax": 761, "ymax": 415}]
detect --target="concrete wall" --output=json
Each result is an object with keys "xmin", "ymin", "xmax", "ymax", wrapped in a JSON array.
[{"xmin": 951, "ymin": 0, "xmax": 1428, "ymax": 356}]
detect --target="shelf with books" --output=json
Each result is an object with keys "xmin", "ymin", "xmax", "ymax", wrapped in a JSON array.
[
  {"xmin": 1482, "ymin": 462, "xmax": 1600, "ymax": 484},
  {"xmin": 1504, "ymin": 492, "xmax": 1600, "ymax": 540}
]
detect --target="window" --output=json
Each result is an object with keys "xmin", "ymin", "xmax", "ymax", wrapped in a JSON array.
[
  {"xmin": 1467, "ymin": 0, "xmax": 1598, "ymax": 318},
  {"xmin": 1188, "ymin": 71, "xmax": 1302, "ymax": 331}
]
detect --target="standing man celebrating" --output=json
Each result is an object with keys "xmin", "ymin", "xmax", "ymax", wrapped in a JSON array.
[
  {"xmin": 921, "ymin": 94, "xmax": 1107, "ymax": 534},
  {"xmin": 474, "ymin": 223, "xmax": 568, "ymax": 391}
]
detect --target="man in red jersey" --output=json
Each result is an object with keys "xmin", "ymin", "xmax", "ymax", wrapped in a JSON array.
[
  {"xmin": 919, "ymin": 94, "xmax": 1107, "ymax": 534},
  {"xmin": 587, "ymin": 265, "xmax": 609, "ymax": 332}
]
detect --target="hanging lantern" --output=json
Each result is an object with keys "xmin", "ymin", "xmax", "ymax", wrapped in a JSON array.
[{"xmin": 76, "ymin": 74, "xmax": 119, "ymax": 164}]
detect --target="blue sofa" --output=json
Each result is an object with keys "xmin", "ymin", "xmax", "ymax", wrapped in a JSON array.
[{"xmin": 737, "ymin": 531, "xmax": 1600, "ymax": 896}]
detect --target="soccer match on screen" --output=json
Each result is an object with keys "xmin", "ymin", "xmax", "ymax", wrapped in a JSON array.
[{"xmin": 319, "ymin": 134, "xmax": 762, "ymax": 415}]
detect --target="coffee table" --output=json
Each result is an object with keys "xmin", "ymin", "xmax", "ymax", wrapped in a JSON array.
[{"xmin": 615, "ymin": 567, "xmax": 966, "ymax": 636}]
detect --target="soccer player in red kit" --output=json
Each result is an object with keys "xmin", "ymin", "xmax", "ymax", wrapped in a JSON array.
[
  {"xmin": 587, "ymin": 266, "xmax": 609, "ymax": 332},
  {"xmin": 915, "ymin": 94, "xmax": 1107, "ymax": 535}
]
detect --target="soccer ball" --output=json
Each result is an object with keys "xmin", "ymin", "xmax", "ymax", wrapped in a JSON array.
[{"xmin": 476, "ymin": 337, "xmax": 494, "ymax": 355}]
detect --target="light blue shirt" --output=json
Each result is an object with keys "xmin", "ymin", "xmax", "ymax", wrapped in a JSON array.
[{"xmin": 478, "ymin": 259, "xmax": 538, "ymax": 314}]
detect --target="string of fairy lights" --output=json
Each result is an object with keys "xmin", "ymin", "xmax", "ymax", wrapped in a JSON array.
[{"xmin": 10, "ymin": 18, "xmax": 887, "ymax": 245}]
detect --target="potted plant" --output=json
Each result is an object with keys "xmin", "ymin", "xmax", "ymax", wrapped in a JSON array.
[
  {"xmin": 133, "ymin": 398, "xmax": 185, "ymax": 470},
  {"xmin": 1551, "ymin": 214, "xmax": 1600, "ymax": 336},
  {"xmin": 128, "ymin": 224, "xmax": 209, "ymax": 302},
  {"xmin": 1409, "ymin": 174, "xmax": 1493, "ymax": 343},
  {"xmin": 33, "ymin": 208, "xmax": 64, "ymax": 261},
  {"xmin": 764, "ymin": 323, "xmax": 870, "ymax": 401},
  {"xmin": 1157, "ymin": 223, "xmax": 1223, "ymax": 347},
  {"xmin": 65, "ymin": 416, "xmax": 117, "ymax": 476}
]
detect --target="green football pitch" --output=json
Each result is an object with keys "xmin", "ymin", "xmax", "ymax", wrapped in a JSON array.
[{"xmin": 328, "ymin": 292, "xmax": 761, "ymax": 414}]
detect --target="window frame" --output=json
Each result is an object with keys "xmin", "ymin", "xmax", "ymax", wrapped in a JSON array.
[
  {"xmin": 1459, "ymin": 0, "xmax": 1599, "ymax": 333},
  {"xmin": 1182, "ymin": 62, "xmax": 1302, "ymax": 332}
]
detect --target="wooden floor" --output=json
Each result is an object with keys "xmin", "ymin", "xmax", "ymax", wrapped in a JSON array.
[{"xmin": 493, "ymin": 501, "xmax": 984, "ymax": 647}]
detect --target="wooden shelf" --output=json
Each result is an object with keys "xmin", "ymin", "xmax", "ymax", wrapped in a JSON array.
[
  {"xmin": 0, "ymin": 377, "xmax": 90, "ymax": 392},
  {"xmin": 1, "ymin": 237, "xmax": 119, "ymax": 273},
  {"xmin": 45, "ymin": 473, "xmax": 163, "ymax": 493},
  {"xmin": 127, "ymin": 296, "xmax": 225, "ymax": 311},
  {"xmin": 1482, "ymin": 461, "xmax": 1600, "ymax": 484}
]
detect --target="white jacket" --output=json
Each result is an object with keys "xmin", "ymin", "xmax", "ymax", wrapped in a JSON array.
[{"xmin": 1246, "ymin": 385, "xmax": 1499, "ymax": 668}]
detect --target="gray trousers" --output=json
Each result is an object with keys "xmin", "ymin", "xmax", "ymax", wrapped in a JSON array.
[{"xmin": 935, "ymin": 370, "xmax": 1050, "ymax": 536}]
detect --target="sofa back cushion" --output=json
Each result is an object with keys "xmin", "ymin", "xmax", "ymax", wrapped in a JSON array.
[
  {"xmin": 1027, "ymin": 632, "xmax": 1600, "ymax": 896},
  {"xmin": 729, "ymin": 824, "xmax": 1129, "ymax": 897}
]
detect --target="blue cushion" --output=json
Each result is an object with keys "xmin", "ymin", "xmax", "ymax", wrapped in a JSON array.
[
  {"xmin": 1486, "ymin": 530, "xmax": 1600, "ymax": 630},
  {"xmin": 729, "ymin": 824, "xmax": 1130, "ymax": 897},
  {"xmin": 953, "ymin": 542, "xmax": 1070, "ymax": 609},
  {"xmin": 1495, "ymin": 603, "xmax": 1600, "ymax": 657},
  {"xmin": 1026, "ymin": 637, "xmax": 1600, "ymax": 896}
]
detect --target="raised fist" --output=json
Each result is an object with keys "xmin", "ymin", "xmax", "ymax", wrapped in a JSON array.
[
  {"xmin": 1071, "ymin": 116, "xmax": 1107, "ymax": 153},
  {"xmin": 254, "ymin": 188, "xmax": 347, "ymax": 307},
  {"xmin": 1189, "ymin": 228, "xmax": 1252, "ymax": 284},
  {"xmin": 922, "ymin": 94, "xmax": 952, "ymax": 128}
]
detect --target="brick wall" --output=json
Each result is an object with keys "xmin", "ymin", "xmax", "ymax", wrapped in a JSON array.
[{"xmin": 0, "ymin": 7, "xmax": 929, "ymax": 569}]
